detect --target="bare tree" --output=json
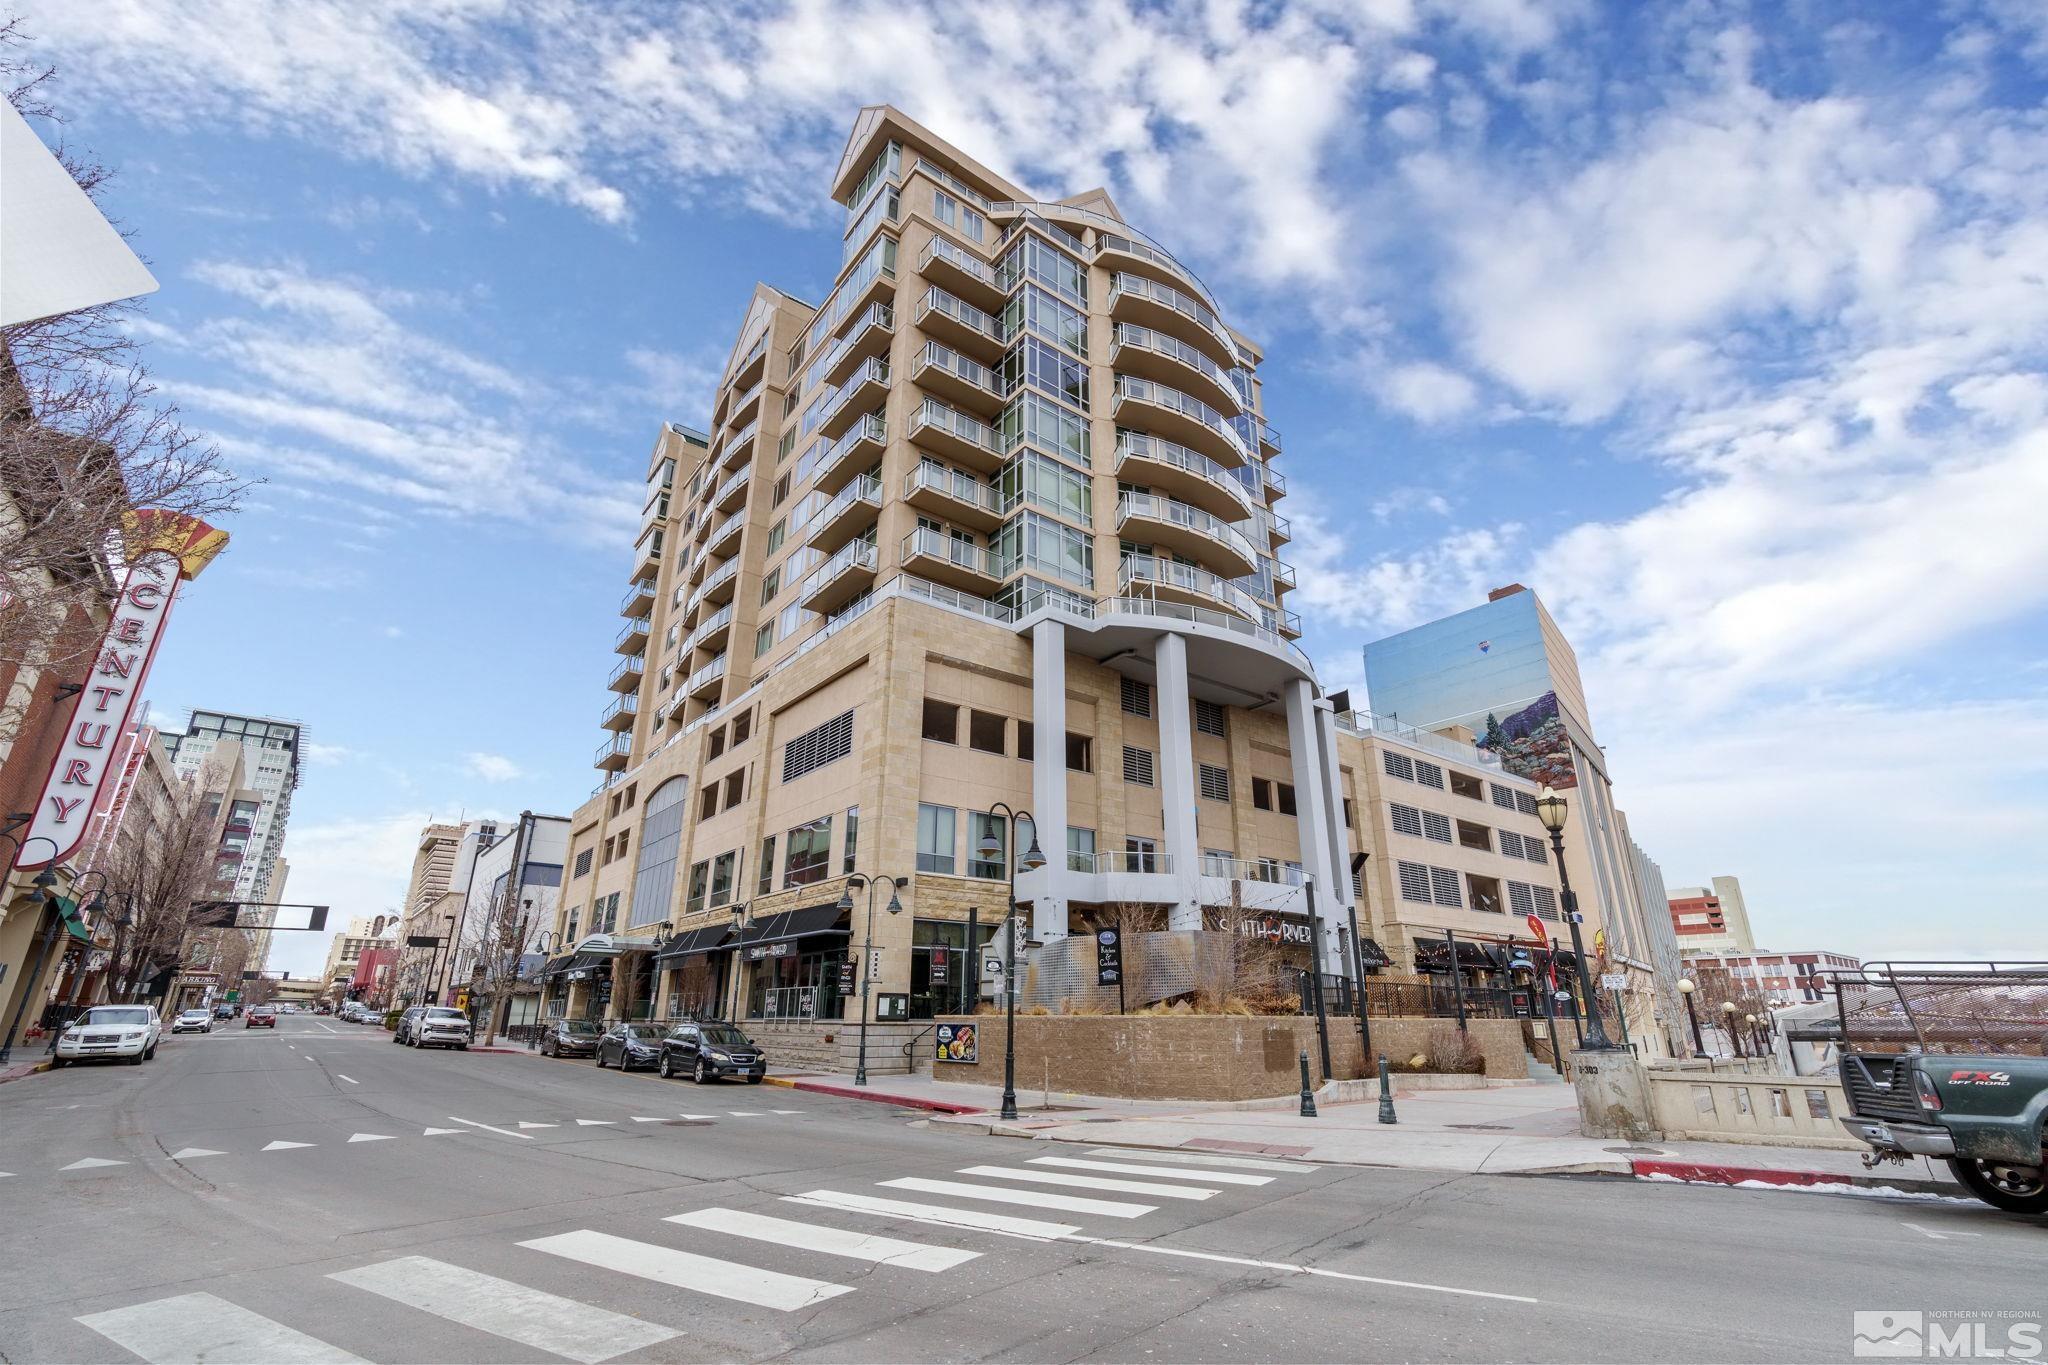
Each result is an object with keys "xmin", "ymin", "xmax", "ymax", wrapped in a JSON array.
[
  {"xmin": 0, "ymin": 20, "xmax": 244, "ymax": 695},
  {"xmin": 1196, "ymin": 882, "xmax": 1293, "ymax": 1013},
  {"xmin": 459, "ymin": 881, "xmax": 532, "ymax": 1047},
  {"xmin": 96, "ymin": 760, "xmax": 235, "ymax": 1002}
]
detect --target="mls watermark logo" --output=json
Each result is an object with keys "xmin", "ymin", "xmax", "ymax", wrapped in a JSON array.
[{"xmin": 1855, "ymin": 1310, "xmax": 2043, "ymax": 1359}]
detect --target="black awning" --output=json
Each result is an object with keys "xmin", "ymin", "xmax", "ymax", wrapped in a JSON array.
[
  {"xmin": 655, "ymin": 924, "xmax": 735, "ymax": 965},
  {"xmin": 545, "ymin": 951, "xmax": 611, "ymax": 979},
  {"xmin": 1415, "ymin": 939, "xmax": 1498, "ymax": 971},
  {"xmin": 1356, "ymin": 938, "xmax": 1392, "ymax": 967},
  {"xmin": 741, "ymin": 903, "xmax": 849, "ymax": 950}
]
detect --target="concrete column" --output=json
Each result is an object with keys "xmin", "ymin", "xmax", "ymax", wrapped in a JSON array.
[
  {"xmin": 1153, "ymin": 632, "xmax": 1202, "ymax": 931},
  {"xmin": 1030, "ymin": 619, "xmax": 1069, "ymax": 943},
  {"xmin": 1313, "ymin": 703, "xmax": 1355, "ymax": 915},
  {"xmin": 1284, "ymin": 680, "xmax": 1344, "ymax": 975}
]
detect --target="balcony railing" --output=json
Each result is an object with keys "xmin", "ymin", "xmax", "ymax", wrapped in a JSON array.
[
  {"xmin": 606, "ymin": 656, "xmax": 642, "ymax": 691},
  {"xmin": 1199, "ymin": 855, "xmax": 1304, "ymax": 886},
  {"xmin": 686, "ymin": 602, "xmax": 733, "ymax": 652},
  {"xmin": 915, "ymin": 285, "xmax": 1003, "ymax": 349},
  {"xmin": 619, "ymin": 577, "xmax": 656, "ymax": 617},
  {"xmin": 1116, "ymin": 492, "xmax": 1259, "ymax": 569},
  {"xmin": 1113, "ymin": 431, "xmax": 1258, "ymax": 518},
  {"xmin": 904, "ymin": 461, "xmax": 1003, "ymax": 518},
  {"xmin": 1111, "ymin": 322, "xmax": 1241, "ymax": 412},
  {"xmin": 800, "ymin": 538, "xmax": 879, "ymax": 600},
  {"xmin": 1119, "ymin": 553, "xmax": 1264, "ymax": 621},
  {"xmin": 909, "ymin": 396, "xmax": 1003, "ymax": 460},
  {"xmin": 804, "ymin": 473, "xmax": 883, "ymax": 546},
  {"xmin": 1078, "ymin": 850, "xmax": 1176, "ymax": 875},
  {"xmin": 601, "ymin": 693, "xmax": 639, "ymax": 728},
  {"xmin": 822, "ymin": 357, "xmax": 890, "ymax": 434},
  {"xmin": 686, "ymin": 654, "xmax": 728, "ymax": 695},
  {"xmin": 910, "ymin": 338, "xmax": 1002, "ymax": 405},
  {"xmin": 1114, "ymin": 375, "xmax": 1250, "ymax": 464},
  {"xmin": 1107, "ymin": 271, "xmax": 1237, "ymax": 363},
  {"xmin": 1093, "ymin": 231, "xmax": 1223, "ymax": 318},
  {"xmin": 920, "ymin": 234, "xmax": 1000, "ymax": 290},
  {"xmin": 901, "ymin": 526, "xmax": 998, "ymax": 579},
  {"xmin": 594, "ymin": 733, "xmax": 632, "ymax": 768}
]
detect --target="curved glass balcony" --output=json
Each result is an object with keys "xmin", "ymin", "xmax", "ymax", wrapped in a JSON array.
[
  {"xmin": 1111, "ymin": 322, "xmax": 1243, "ymax": 417},
  {"xmin": 1113, "ymin": 430, "xmax": 1257, "ymax": 524},
  {"xmin": 1113, "ymin": 375, "xmax": 1251, "ymax": 468},
  {"xmin": 1106, "ymin": 271, "xmax": 1237, "ymax": 370},
  {"xmin": 1118, "ymin": 553, "xmax": 1264, "ymax": 624},
  {"xmin": 1116, "ymin": 493, "xmax": 1259, "ymax": 580},
  {"xmin": 910, "ymin": 338, "xmax": 1004, "ymax": 417},
  {"xmin": 909, "ymin": 396, "xmax": 1005, "ymax": 473},
  {"xmin": 919, "ymin": 234, "xmax": 1004, "ymax": 308}
]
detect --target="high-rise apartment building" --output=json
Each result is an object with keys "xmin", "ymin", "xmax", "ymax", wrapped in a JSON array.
[
  {"xmin": 1668, "ymin": 875, "xmax": 1758, "ymax": 953},
  {"xmin": 162, "ymin": 711, "xmax": 303, "ymax": 970},
  {"xmin": 543, "ymin": 106, "xmax": 1378, "ymax": 1055},
  {"xmin": 396, "ymin": 820, "xmax": 494, "ymax": 1005},
  {"xmin": 1363, "ymin": 585, "xmax": 1682, "ymax": 1048}
]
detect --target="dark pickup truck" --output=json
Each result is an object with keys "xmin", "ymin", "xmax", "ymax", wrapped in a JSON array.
[{"xmin": 1834, "ymin": 964, "xmax": 2048, "ymax": 1215}]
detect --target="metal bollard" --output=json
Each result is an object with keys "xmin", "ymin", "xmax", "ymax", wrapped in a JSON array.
[
  {"xmin": 1377, "ymin": 1053, "xmax": 1398, "ymax": 1125},
  {"xmin": 1298, "ymin": 1050, "xmax": 1318, "ymax": 1118}
]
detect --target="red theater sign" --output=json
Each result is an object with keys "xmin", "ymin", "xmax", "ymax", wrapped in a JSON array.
[{"xmin": 20, "ymin": 512, "xmax": 226, "ymax": 869}]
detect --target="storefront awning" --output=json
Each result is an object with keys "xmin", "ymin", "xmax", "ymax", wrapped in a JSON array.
[
  {"xmin": 740, "ymin": 904, "xmax": 849, "ymax": 951},
  {"xmin": 655, "ymin": 923, "xmax": 736, "ymax": 965},
  {"xmin": 1355, "ymin": 937, "xmax": 1391, "ymax": 968},
  {"xmin": 545, "ymin": 951, "xmax": 611, "ymax": 979},
  {"xmin": 1414, "ymin": 939, "xmax": 1500, "ymax": 972}
]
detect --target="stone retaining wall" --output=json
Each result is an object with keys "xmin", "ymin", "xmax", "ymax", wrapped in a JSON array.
[{"xmin": 928, "ymin": 1013, "xmax": 1527, "ymax": 1101}]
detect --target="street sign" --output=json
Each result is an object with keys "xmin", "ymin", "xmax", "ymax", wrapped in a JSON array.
[
  {"xmin": 929, "ymin": 947, "xmax": 949, "ymax": 987},
  {"xmin": 837, "ymin": 959, "xmax": 856, "ymax": 996},
  {"xmin": 1524, "ymin": 914, "xmax": 1546, "ymax": 942},
  {"xmin": 1095, "ymin": 927, "xmax": 1122, "ymax": 986},
  {"xmin": 983, "ymin": 955, "xmax": 1005, "ymax": 978},
  {"xmin": 1600, "ymin": 972, "xmax": 1627, "ymax": 991}
]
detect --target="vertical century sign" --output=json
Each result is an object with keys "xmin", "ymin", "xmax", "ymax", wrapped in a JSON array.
[{"xmin": 19, "ymin": 511, "xmax": 228, "ymax": 868}]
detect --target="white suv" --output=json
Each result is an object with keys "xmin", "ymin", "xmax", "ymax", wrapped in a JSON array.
[
  {"xmin": 410, "ymin": 1006, "xmax": 472, "ymax": 1050},
  {"xmin": 54, "ymin": 1005, "xmax": 161, "ymax": 1066}
]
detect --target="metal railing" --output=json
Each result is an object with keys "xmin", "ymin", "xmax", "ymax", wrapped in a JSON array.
[
  {"xmin": 1113, "ymin": 431, "xmax": 1258, "ymax": 518},
  {"xmin": 1116, "ymin": 492, "xmax": 1259, "ymax": 567},
  {"xmin": 901, "ymin": 526, "xmax": 997, "ymax": 577},
  {"xmin": 910, "ymin": 397, "xmax": 1003, "ymax": 459},
  {"xmin": 1111, "ymin": 322, "xmax": 1242, "ymax": 411},
  {"xmin": 915, "ymin": 284, "xmax": 1002, "ymax": 344},
  {"xmin": 800, "ymin": 539, "xmax": 878, "ymax": 599},
  {"xmin": 911, "ymin": 338, "xmax": 1000, "ymax": 399},
  {"xmin": 1107, "ymin": 271, "xmax": 1237, "ymax": 363},
  {"xmin": 812, "ymin": 413, "xmax": 887, "ymax": 485},
  {"xmin": 1119, "ymin": 553, "xmax": 1265, "ymax": 621},
  {"xmin": 1113, "ymin": 375, "xmax": 1251, "ymax": 464},
  {"xmin": 904, "ymin": 461, "xmax": 1003, "ymax": 517},
  {"xmin": 919, "ymin": 235, "xmax": 999, "ymax": 289}
]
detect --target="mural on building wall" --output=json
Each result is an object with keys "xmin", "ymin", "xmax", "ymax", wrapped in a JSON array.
[{"xmin": 1478, "ymin": 691, "xmax": 1579, "ymax": 789}]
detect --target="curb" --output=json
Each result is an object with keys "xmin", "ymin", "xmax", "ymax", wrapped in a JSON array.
[
  {"xmin": 0, "ymin": 1060, "xmax": 51, "ymax": 1086},
  {"xmin": 765, "ymin": 1075, "xmax": 982, "ymax": 1114},
  {"xmin": 1631, "ymin": 1157, "xmax": 1957, "ymax": 1196}
]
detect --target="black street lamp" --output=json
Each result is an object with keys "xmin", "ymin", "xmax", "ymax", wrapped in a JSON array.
[
  {"xmin": 723, "ymin": 901, "xmax": 748, "ymax": 1022},
  {"xmin": 837, "ymin": 875, "xmax": 905, "ymax": 1086},
  {"xmin": 0, "ymin": 836, "xmax": 63, "ymax": 1064},
  {"xmin": 1676, "ymin": 976, "xmax": 1706, "ymax": 1058},
  {"xmin": 979, "ymin": 802, "xmax": 1047, "ymax": 1122},
  {"xmin": 1532, "ymin": 787, "xmax": 1618, "ymax": 1052},
  {"xmin": 1720, "ymin": 1000, "xmax": 1742, "ymax": 1058}
]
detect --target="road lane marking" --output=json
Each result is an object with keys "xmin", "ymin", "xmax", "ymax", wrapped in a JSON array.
[
  {"xmin": 1032, "ymin": 1156, "xmax": 1273, "ymax": 1186},
  {"xmin": 516, "ymin": 1121, "xmax": 557, "ymax": 1130},
  {"xmin": 421, "ymin": 1127, "xmax": 465, "ymax": 1136},
  {"xmin": 447, "ymin": 1117, "xmax": 534, "ymax": 1140},
  {"xmin": 725, "ymin": 1110, "xmax": 764, "ymax": 1117},
  {"xmin": 520, "ymin": 1230, "xmax": 852, "ymax": 1312},
  {"xmin": 315, "ymin": 1022, "xmax": 341, "ymax": 1033},
  {"xmin": 330, "ymin": 1255, "xmax": 678, "ymax": 1364},
  {"xmin": 668, "ymin": 1207, "xmax": 979, "ymax": 1272},
  {"xmin": 771, "ymin": 1109, "xmax": 805, "ymax": 1115},
  {"xmin": 1903, "ymin": 1221, "xmax": 1982, "ymax": 1240},
  {"xmin": 1064, "ymin": 1234, "xmax": 1541, "ymax": 1304},
  {"xmin": 574, "ymin": 1119, "xmax": 615, "ymax": 1126},
  {"xmin": 676, "ymin": 1113, "xmax": 715, "ymax": 1120},
  {"xmin": 77, "ymin": 1291, "xmax": 369, "ymax": 1364},
  {"xmin": 1084, "ymin": 1147, "xmax": 1317, "ymax": 1173},
  {"xmin": 166, "ymin": 1148, "xmax": 225, "ymax": 1160},
  {"xmin": 631, "ymin": 1116, "xmax": 669, "ymax": 1122},
  {"xmin": 346, "ymin": 1133, "xmax": 394, "ymax": 1143},
  {"xmin": 336, "ymin": 1075, "xmax": 359, "ymax": 1085},
  {"xmin": 880, "ymin": 1177, "xmax": 1155, "ymax": 1219},
  {"xmin": 61, "ymin": 1158, "xmax": 126, "ymax": 1171},
  {"xmin": 262, "ymin": 1140, "xmax": 315, "ymax": 1151},
  {"xmin": 784, "ymin": 1191, "xmax": 1079, "ymax": 1240},
  {"xmin": 957, "ymin": 1164, "xmax": 1218, "ymax": 1201}
]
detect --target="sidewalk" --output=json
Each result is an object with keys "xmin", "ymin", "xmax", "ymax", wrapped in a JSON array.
[
  {"xmin": 0, "ymin": 1058, "xmax": 50, "ymax": 1086},
  {"xmin": 768, "ymin": 1067, "xmax": 1964, "ymax": 1196}
]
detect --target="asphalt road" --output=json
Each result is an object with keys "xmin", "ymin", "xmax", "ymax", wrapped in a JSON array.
[{"xmin": 0, "ymin": 1014, "xmax": 2042, "ymax": 1364}]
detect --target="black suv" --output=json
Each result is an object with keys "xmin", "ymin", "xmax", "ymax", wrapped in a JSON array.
[{"xmin": 656, "ymin": 1020, "xmax": 766, "ymax": 1084}]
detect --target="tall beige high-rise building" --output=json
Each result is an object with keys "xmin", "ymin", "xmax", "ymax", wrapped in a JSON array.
[
  {"xmin": 396, "ymin": 821, "xmax": 469, "ymax": 1004},
  {"xmin": 541, "ymin": 106, "xmax": 1618, "ymax": 1061}
]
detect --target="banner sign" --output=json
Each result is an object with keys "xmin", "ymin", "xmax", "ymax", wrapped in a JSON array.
[
  {"xmin": 929, "ymin": 947, "xmax": 949, "ymax": 987},
  {"xmin": 837, "ymin": 958, "xmax": 856, "ymax": 995},
  {"xmin": 1238, "ymin": 915, "xmax": 1313, "ymax": 947},
  {"xmin": 747, "ymin": 940, "xmax": 794, "ymax": 961},
  {"xmin": 935, "ymin": 1022, "xmax": 977, "ymax": 1064},
  {"xmin": 1095, "ymin": 928, "xmax": 1122, "ymax": 986}
]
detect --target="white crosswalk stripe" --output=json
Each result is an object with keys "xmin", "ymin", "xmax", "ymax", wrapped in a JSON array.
[
  {"xmin": 880, "ymin": 1177, "xmax": 1156, "ymax": 1219},
  {"xmin": 329, "ymin": 1255, "xmax": 678, "ymax": 1364},
  {"xmin": 520, "ymin": 1229, "xmax": 853, "ymax": 1312},
  {"xmin": 667, "ymin": 1207, "xmax": 979, "ymax": 1272},
  {"xmin": 77, "ymin": 1291, "xmax": 369, "ymax": 1364},
  {"xmin": 1085, "ymin": 1147, "xmax": 1317, "ymax": 1173},
  {"xmin": 956, "ymin": 1164, "xmax": 1219, "ymax": 1200},
  {"xmin": 785, "ymin": 1189, "xmax": 1080, "ymax": 1240},
  {"xmin": 1030, "ymin": 1156, "xmax": 1274, "ymax": 1185}
]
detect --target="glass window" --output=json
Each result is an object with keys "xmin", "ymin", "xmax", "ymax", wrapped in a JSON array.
[
  {"xmin": 843, "ymin": 807, "xmax": 859, "ymax": 873},
  {"xmin": 968, "ymin": 711, "xmax": 1005, "ymax": 755},
  {"xmin": 999, "ymin": 336, "xmax": 1088, "ymax": 409},
  {"xmin": 998, "ymin": 450, "xmax": 1091, "ymax": 523},
  {"xmin": 1001, "ymin": 284, "xmax": 1086, "ymax": 356},
  {"xmin": 758, "ymin": 836, "xmax": 776, "ymax": 895},
  {"xmin": 784, "ymin": 816, "xmax": 833, "ymax": 886},
  {"xmin": 1124, "ymin": 836, "xmax": 1161, "ymax": 874},
  {"xmin": 627, "ymin": 778, "xmax": 689, "ymax": 928},
  {"xmin": 1066, "ymin": 826, "xmax": 1096, "ymax": 873},
  {"xmin": 917, "ymin": 803, "xmax": 956, "ymax": 874},
  {"xmin": 999, "ymin": 392, "xmax": 1090, "ymax": 466},
  {"xmin": 1066, "ymin": 732, "xmax": 1092, "ymax": 772},
  {"xmin": 686, "ymin": 861, "xmax": 709, "ymax": 914},
  {"xmin": 709, "ymin": 850, "xmax": 737, "ymax": 907},
  {"xmin": 922, "ymin": 699, "xmax": 959, "ymax": 743}
]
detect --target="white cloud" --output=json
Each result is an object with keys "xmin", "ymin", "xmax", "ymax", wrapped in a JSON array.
[
  {"xmin": 1377, "ymin": 360, "xmax": 1479, "ymax": 422},
  {"xmin": 463, "ymin": 751, "xmax": 523, "ymax": 782},
  {"xmin": 260, "ymin": 810, "xmax": 433, "ymax": 977},
  {"xmin": 302, "ymin": 741, "xmax": 357, "ymax": 765}
]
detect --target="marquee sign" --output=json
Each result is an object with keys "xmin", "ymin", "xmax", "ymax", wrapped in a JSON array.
[{"xmin": 20, "ymin": 512, "xmax": 226, "ymax": 870}]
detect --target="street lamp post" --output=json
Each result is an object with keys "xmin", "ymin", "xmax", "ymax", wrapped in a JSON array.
[
  {"xmin": 837, "ymin": 876, "xmax": 905, "ymax": 1086},
  {"xmin": 979, "ymin": 803, "xmax": 1047, "ymax": 1123},
  {"xmin": 1720, "ymin": 1001, "xmax": 1742, "ymax": 1058},
  {"xmin": 1532, "ymin": 787, "xmax": 1618, "ymax": 1051},
  {"xmin": 0, "ymin": 836, "xmax": 63, "ymax": 1064},
  {"xmin": 723, "ymin": 901, "xmax": 748, "ymax": 1022},
  {"xmin": 1677, "ymin": 976, "xmax": 1706, "ymax": 1058}
]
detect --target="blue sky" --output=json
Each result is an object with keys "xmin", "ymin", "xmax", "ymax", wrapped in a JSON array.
[{"xmin": 16, "ymin": 0, "xmax": 2046, "ymax": 976}]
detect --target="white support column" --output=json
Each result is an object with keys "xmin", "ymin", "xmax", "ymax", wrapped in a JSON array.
[
  {"xmin": 1314, "ymin": 702, "xmax": 1354, "ymax": 924},
  {"xmin": 1153, "ymin": 632, "xmax": 1202, "ymax": 931},
  {"xmin": 1284, "ymin": 679, "xmax": 1345, "ymax": 976},
  {"xmin": 1030, "ymin": 619, "xmax": 1069, "ymax": 943}
]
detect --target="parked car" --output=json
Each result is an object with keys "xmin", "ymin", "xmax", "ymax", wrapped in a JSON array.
[
  {"xmin": 656, "ymin": 1020, "xmax": 766, "ymax": 1084},
  {"xmin": 245, "ymin": 1006, "xmax": 277, "ymax": 1029},
  {"xmin": 594, "ymin": 1022, "xmax": 662, "ymax": 1070},
  {"xmin": 537, "ymin": 1019, "xmax": 601, "ymax": 1058},
  {"xmin": 52, "ymin": 1005, "xmax": 160, "ymax": 1066},
  {"xmin": 392, "ymin": 1007, "xmax": 424, "ymax": 1043},
  {"xmin": 171, "ymin": 1008, "xmax": 213, "ymax": 1034},
  {"xmin": 408, "ymin": 1006, "xmax": 472, "ymax": 1050},
  {"xmin": 213, "ymin": 1004, "xmax": 234, "ymax": 1020}
]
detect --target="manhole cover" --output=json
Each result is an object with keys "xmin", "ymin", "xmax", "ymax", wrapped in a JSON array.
[
  {"xmin": 1447, "ymin": 1124, "xmax": 1510, "ymax": 1131},
  {"xmin": 1604, "ymin": 1145, "xmax": 1666, "ymax": 1155}
]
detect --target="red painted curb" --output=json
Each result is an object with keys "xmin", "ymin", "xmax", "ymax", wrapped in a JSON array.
[
  {"xmin": 1633, "ymin": 1159, "xmax": 1847, "ymax": 1187},
  {"xmin": 785, "ymin": 1078, "xmax": 982, "ymax": 1114}
]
